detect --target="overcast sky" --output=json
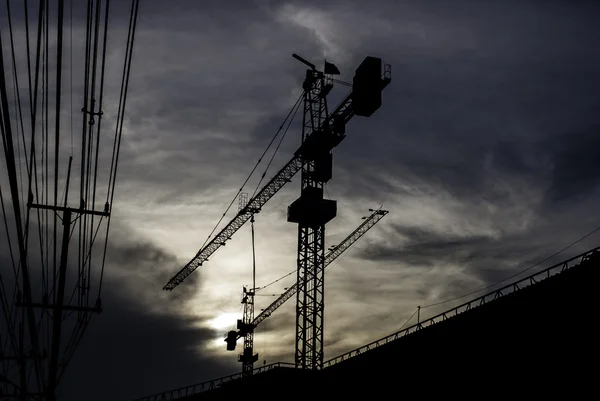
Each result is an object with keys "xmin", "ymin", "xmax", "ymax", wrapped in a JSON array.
[{"xmin": 2, "ymin": 0, "xmax": 600, "ymax": 400}]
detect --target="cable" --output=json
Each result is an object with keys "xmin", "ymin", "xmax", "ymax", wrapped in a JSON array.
[
  {"xmin": 257, "ymin": 270, "xmax": 295, "ymax": 292},
  {"xmin": 82, "ymin": 0, "xmax": 104, "ymax": 308},
  {"xmin": 70, "ymin": 0, "xmax": 74, "ymax": 156},
  {"xmin": 23, "ymin": 0, "xmax": 45, "ymax": 247},
  {"xmin": 86, "ymin": 0, "xmax": 111, "ymax": 308},
  {"xmin": 251, "ymin": 94, "xmax": 303, "ymax": 199},
  {"xmin": 421, "ymin": 224, "xmax": 600, "ymax": 309},
  {"xmin": 0, "ymin": 1, "xmax": 45, "ymax": 389},
  {"xmin": 98, "ymin": 0, "xmax": 140, "ymax": 297},
  {"xmin": 66, "ymin": 217, "xmax": 104, "ymax": 306},
  {"xmin": 54, "ymin": 0, "xmax": 67, "ymax": 313},
  {"xmin": 0, "ymin": 184, "xmax": 17, "ymax": 279},
  {"xmin": 198, "ymin": 93, "xmax": 304, "ymax": 252},
  {"xmin": 5, "ymin": 0, "xmax": 31, "ymax": 197},
  {"xmin": 397, "ymin": 308, "xmax": 418, "ymax": 332},
  {"xmin": 79, "ymin": 0, "xmax": 94, "ymax": 308}
]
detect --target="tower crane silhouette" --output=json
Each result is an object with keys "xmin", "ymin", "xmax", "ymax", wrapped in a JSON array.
[{"xmin": 163, "ymin": 54, "xmax": 391, "ymax": 369}]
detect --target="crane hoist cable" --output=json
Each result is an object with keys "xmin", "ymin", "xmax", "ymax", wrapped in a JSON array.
[
  {"xmin": 251, "ymin": 94, "xmax": 303, "ymax": 199},
  {"xmin": 196, "ymin": 93, "xmax": 304, "ymax": 253}
]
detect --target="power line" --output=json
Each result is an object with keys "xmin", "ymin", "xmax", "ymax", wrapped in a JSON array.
[
  {"xmin": 1, "ymin": 1, "xmax": 141, "ymax": 397},
  {"xmin": 70, "ymin": 0, "xmax": 74, "ymax": 156},
  {"xmin": 421, "ymin": 224, "xmax": 600, "ymax": 309},
  {"xmin": 99, "ymin": 0, "xmax": 140, "ymax": 297}
]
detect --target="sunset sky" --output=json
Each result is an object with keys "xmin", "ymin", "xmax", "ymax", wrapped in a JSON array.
[{"xmin": 2, "ymin": 1, "xmax": 600, "ymax": 400}]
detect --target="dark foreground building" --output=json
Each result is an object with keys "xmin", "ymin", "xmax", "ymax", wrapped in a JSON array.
[{"xmin": 136, "ymin": 247, "xmax": 600, "ymax": 400}]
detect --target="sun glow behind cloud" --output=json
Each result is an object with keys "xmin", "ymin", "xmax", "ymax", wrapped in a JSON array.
[{"xmin": 207, "ymin": 312, "xmax": 241, "ymax": 332}]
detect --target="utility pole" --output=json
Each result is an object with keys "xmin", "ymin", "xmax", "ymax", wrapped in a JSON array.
[{"xmin": 26, "ymin": 157, "xmax": 106, "ymax": 400}]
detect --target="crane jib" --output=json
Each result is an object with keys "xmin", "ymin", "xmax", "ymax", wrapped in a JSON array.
[
  {"xmin": 164, "ymin": 75, "xmax": 391, "ymax": 291},
  {"xmin": 164, "ymin": 101, "xmax": 352, "ymax": 290}
]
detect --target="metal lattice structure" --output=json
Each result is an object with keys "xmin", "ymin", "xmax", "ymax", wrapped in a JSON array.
[
  {"xmin": 293, "ymin": 69, "xmax": 330, "ymax": 370},
  {"xmin": 0, "ymin": 1, "xmax": 140, "ymax": 399},
  {"xmin": 287, "ymin": 57, "xmax": 390, "ymax": 370}
]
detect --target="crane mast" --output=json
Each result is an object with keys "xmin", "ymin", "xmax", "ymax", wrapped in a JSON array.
[
  {"xmin": 239, "ymin": 214, "xmax": 259, "ymax": 375},
  {"xmin": 287, "ymin": 67, "xmax": 333, "ymax": 370},
  {"xmin": 288, "ymin": 56, "xmax": 389, "ymax": 369}
]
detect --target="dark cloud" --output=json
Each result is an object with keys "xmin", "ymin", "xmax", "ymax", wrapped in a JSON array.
[
  {"xmin": 543, "ymin": 125, "xmax": 600, "ymax": 205},
  {"xmin": 357, "ymin": 220, "xmax": 599, "ymax": 301},
  {"xmin": 60, "ymin": 287, "xmax": 232, "ymax": 401},
  {"xmin": 100, "ymin": 225, "xmax": 201, "ymax": 302},
  {"xmin": 361, "ymin": 226, "xmax": 495, "ymax": 264},
  {"xmin": 0, "ymin": 210, "xmax": 227, "ymax": 400},
  {"xmin": 57, "ymin": 228, "xmax": 234, "ymax": 401},
  {"xmin": 325, "ymin": 0, "xmax": 600, "ymax": 206}
]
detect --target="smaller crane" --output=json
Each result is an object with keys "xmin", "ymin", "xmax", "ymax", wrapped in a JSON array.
[
  {"xmin": 226, "ymin": 208, "xmax": 389, "ymax": 374},
  {"xmin": 234, "ymin": 194, "xmax": 260, "ymax": 376}
]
